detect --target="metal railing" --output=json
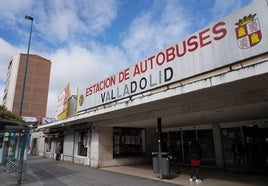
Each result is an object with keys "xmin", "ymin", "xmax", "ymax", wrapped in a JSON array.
[{"xmin": 2, "ymin": 159, "xmax": 20, "ymax": 173}]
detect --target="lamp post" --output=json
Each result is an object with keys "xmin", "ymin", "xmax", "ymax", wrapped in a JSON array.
[
  {"xmin": 19, "ymin": 15, "xmax": 34, "ymax": 116},
  {"xmin": 17, "ymin": 15, "xmax": 33, "ymax": 185}
]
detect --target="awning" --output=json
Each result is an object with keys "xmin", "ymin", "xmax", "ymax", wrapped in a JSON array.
[
  {"xmin": 0, "ymin": 118, "xmax": 29, "ymax": 131},
  {"xmin": 42, "ymin": 126, "xmax": 65, "ymax": 138}
]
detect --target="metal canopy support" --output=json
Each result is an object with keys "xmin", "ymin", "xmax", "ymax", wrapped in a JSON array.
[
  {"xmin": 17, "ymin": 129, "xmax": 27, "ymax": 184},
  {"xmin": 157, "ymin": 118, "xmax": 163, "ymax": 179}
]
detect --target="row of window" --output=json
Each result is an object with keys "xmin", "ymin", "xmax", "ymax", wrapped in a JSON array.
[
  {"xmin": 42, "ymin": 126, "xmax": 268, "ymax": 172},
  {"xmin": 45, "ymin": 130, "xmax": 89, "ymax": 157}
]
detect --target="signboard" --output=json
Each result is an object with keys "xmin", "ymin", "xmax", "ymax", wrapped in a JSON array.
[
  {"xmin": 42, "ymin": 117, "xmax": 56, "ymax": 124},
  {"xmin": 56, "ymin": 83, "xmax": 70, "ymax": 116},
  {"xmin": 77, "ymin": 0, "xmax": 268, "ymax": 112}
]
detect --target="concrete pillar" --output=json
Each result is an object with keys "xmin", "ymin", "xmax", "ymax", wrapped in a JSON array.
[
  {"xmin": 90, "ymin": 126, "xmax": 100, "ymax": 168},
  {"xmin": 212, "ymin": 124, "xmax": 224, "ymax": 168}
]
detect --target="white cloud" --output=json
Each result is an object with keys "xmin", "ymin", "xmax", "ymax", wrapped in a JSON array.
[
  {"xmin": 45, "ymin": 43, "xmax": 128, "ymax": 117},
  {"xmin": 0, "ymin": 0, "xmax": 34, "ymax": 24},
  {"xmin": 212, "ymin": 0, "xmax": 244, "ymax": 20},
  {"xmin": 80, "ymin": 0, "xmax": 118, "ymax": 35},
  {"xmin": 0, "ymin": 0, "xmax": 117, "ymax": 44},
  {"xmin": 0, "ymin": 38, "xmax": 23, "ymax": 104},
  {"xmin": 0, "ymin": 39, "xmax": 22, "ymax": 80},
  {"xmin": 122, "ymin": 0, "xmax": 189, "ymax": 63},
  {"xmin": 34, "ymin": 0, "xmax": 118, "ymax": 43}
]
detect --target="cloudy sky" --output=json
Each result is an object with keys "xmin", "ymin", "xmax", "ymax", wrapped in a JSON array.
[{"xmin": 0, "ymin": 0, "xmax": 253, "ymax": 117}]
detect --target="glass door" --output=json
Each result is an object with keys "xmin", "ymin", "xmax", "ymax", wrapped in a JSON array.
[
  {"xmin": 221, "ymin": 127, "xmax": 242, "ymax": 168},
  {"xmin": 243, "ymin": 126, "xmax": 268, "ymax": 174},
  {"xmin": 182, "ymin": 130, "xmax": 196, "ymax": 164},
  {"xmin": 197, "ymin": 129, "xmax": 215, "ymax": 166}
]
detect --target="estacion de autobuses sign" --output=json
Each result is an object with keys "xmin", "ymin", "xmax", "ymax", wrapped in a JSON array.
[{"xmin": 77, "ymin": 0, "xmax": 268, "ymax": 112}]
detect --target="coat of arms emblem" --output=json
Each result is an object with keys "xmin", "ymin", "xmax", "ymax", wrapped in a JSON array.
[
  {"xmin": 79, "ymin": 94, "xmax": 84, "ymax": 106},
  {"xmin": 235, "ymin": 14, "xmax": 262, "ymax": 49}
]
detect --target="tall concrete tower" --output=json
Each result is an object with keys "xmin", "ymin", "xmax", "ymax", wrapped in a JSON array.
[{"xmin": 2, "ymin": 53, "xmax": 51, "ymax": 118}]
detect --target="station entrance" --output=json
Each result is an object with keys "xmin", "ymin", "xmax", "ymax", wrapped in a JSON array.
[{"xmin": 161, "ymin": 123, "xmax": 268, "ymax": 175}]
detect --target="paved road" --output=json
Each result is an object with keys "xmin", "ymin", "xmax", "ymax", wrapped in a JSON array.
[{"xmin": 1, "ymin": 156, "xmax": 178, "ymax": 186}]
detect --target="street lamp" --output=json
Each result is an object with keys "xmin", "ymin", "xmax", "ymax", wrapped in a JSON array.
[
  {"xmin": 17, "ymin": 15, "xmax": 33, "ymax": 185},
  {"xmin": 19, "ymin": 15, "xmax": 34, "ymax": 116}
]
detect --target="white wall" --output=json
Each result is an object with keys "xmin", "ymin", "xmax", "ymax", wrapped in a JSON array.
[
  {"xmin": 4, "ymin": 54, "xmax": 20, "ymax": 111},
  {"xmin": 90, "ymin": 126, "xmax": 100, "ymax": 167},
  {"xmin": 38, "ymin": 135, "xmax": 45, "ymax": 155},
  {"xmin": 98, "ymin": 127, "xmax": 113, "ymax": 167},
  {"xmin": 91, "ymin": 126, "xmax": 156, "ymax": 168},
  {"xmin": 63, "ymin": 127, "xmax": 73, "ymax": 156}
]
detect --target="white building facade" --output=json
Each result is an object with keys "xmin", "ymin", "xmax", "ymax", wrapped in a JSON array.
[{"xmin": 36, "ymin": 0, "xmax": 268, "ymax": 174}]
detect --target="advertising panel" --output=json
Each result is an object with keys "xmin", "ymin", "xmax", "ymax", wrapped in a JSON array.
[
  {"xmin": 56, "ymin": 83, "xmax": 70, "ymax": 116},
  {"xmin": 77, "ymin": 0, "xmax": 268, "ymax": 112}
]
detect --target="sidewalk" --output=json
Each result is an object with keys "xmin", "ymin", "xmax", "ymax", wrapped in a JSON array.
[
  {"xmin": 0, "ymin": 156, "xmax": 176, "ymax": 186},
  {"xmin": 102, "ymin": 164, "xmax": 268, "ymax": 186},
  {"xmin": 1, "ymin": 156, "xmax": 267, "ymax": 186}
]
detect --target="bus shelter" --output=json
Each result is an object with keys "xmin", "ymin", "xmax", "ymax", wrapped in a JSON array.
[{"xmin": 0, "ymin": 118, "xmax": 29, "ymax": 184}]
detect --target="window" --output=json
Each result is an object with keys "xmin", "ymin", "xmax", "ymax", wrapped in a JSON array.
[
  {"xmin": 77, "ymin": 130, "xmax": 88, "ymax": 156},
  {"xmin": 113, "ymin": 127, "xmax": 145, "ymax": 158},
  {"xmin": 45, "ymin": 138, "xmax": 51, "ymax": 152}
]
